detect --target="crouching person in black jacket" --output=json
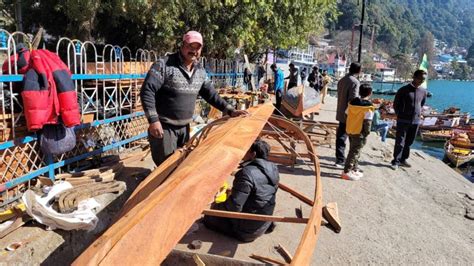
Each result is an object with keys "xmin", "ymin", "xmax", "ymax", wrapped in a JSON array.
[{"xmin": 204, "ymin": 139, "xmax": 280, "ymax": 242}]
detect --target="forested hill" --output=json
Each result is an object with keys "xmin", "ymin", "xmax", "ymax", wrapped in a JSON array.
[{"xmin": 333, "ymin": 0, "xmax": 474, "ymax": 54}]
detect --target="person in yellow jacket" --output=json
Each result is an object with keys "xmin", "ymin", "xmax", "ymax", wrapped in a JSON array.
[{"xmin": 342, "ymin": 84, "xmax": 375, "ymax": 181}]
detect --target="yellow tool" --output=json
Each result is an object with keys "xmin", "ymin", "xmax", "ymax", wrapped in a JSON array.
[
  {"xmin": 0, "ymin": 203, "xmax": 26, "ymax": 223},
  {"xmin": 215, "ymin": 181, "xmax": 229, "ymax": 203}
]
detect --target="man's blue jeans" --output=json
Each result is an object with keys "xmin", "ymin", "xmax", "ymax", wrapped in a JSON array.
[{"xmin": 373, "ymin": 123, "xmax": 389, "ymax": 142}]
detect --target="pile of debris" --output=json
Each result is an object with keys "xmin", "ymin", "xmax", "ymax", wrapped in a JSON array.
[{"xmin": 0, "ymin": 150, "xmax": 149, "ymax": 240}]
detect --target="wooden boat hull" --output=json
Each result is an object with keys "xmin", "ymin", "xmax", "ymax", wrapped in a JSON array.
[
  {"xmin": 74, "ymin": 104, "xmax": 324, "ymax": 265},
  {"xmin": 282, "ymin": 86, "xmax": 321, "ymax": 117}
]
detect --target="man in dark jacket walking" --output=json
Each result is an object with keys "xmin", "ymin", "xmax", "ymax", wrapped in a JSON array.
[
  {"xmin": 391, "ymin": 70, "xmax": 427, "ymax": 169},
  {"xmin": 335, "ymin": 63, "xmax": 361, "ymax": 167},
  {"xmin": 140, "ymin": 31, "xmax": 247, "ymax": 166},
  {"xmin": 204, "ymin": 139, "xmax": 280, "ymax": 242},
  {"xmin": 308, "ymin": 66, "xmax": 322, "ymax": 91},
  {"xmin": 285, "ymin": 63, "xmax": 299, "ymax": 89}
]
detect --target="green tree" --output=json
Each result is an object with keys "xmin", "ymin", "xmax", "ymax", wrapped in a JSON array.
[
  {"xmin": 1, "ymin": 0, "xmax": 339, "ymax": 58},
  {"xmin": 452, "ymin": 63, "xmax": 471, "ymax": 80},
  {"xmin": 333, "ymin": 0, "xmax": 474, "ymax": 56},
  {"xmin": 361, "ymin": 54, "xmax": 375, "ymax": 73},
  {"xmin": 391, "ymin": 53, "xmax": 414, "ymax": 81},
  {"xmin": 466, "ymin": 43, "xmax": 474, "ymax": 67},
  {"xmin": 418, "ymin": 32, "xmax": 436, "ymax": 77}
]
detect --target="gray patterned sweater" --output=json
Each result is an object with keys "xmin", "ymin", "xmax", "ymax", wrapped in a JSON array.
[{"xmin": 140, "ymin": 52, "xmax": 234, "ymax": 126}]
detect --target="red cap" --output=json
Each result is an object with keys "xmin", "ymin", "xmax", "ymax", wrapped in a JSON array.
[{"xmin": 183, "ymin": 31, "xmax": 203, "ymax": 46}]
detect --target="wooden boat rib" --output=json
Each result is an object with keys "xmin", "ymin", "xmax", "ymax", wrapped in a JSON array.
[
  {"xmin": 262, "ymin": 115, "xmax": 323, "ymax": 265},
  {"xmin": 73, "ymin": 104, "xmax": 323, "ymax": 265}
]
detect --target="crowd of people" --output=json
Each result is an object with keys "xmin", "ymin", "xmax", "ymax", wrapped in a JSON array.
[
  {"xmin": 140, "ymin": 30, "xmax": 427, "ymax": 243},
  {"xmin": 267, "ymin": 61, "xmax": 427, "ymax": 180},
  {"xmin": 334, "ymin": 63, "xmax": 427, "ymax": 180}
]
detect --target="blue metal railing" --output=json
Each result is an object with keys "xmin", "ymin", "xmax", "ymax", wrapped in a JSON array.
[
  {"xmin": 0, "ymin": 71, "xmax": 244, "ymax": 194},
  {"xmin": 0, "ymin": 72, "xmax": 242, "ymax": 83},
  {"xmin": 0, "ymin": 112, "xmax": 146, "ymax": 192}
]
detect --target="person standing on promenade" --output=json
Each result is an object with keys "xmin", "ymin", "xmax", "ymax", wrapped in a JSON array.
[
  {"xmin": 300, "ymin": 68, "xmax": 307, "ymax": 86},
  {"xmin": 285, "ymin": 63, "xmax": 298, "ymax": 89},
  {"xmin": 391, "ymin": 70, "xmax": 427, "ymax": 170},
  {"xmin": 334, "ymin": 62, "xmax": 362, "ymax": 167},
  {"xmin": 140, "ymin": 31, "xmax": 248, "ymax": 166},
  {"xmin": 341, "ymin": 84, "xmax": 374, "ymax": 180},
  {"xmin": 270, "ymin": 63, "xmax": 285, "ymax": 110},
  {"xmin": 321, "ymin": 70, "xmax": 331, "ymax": 104},
  {"xmin": 308, "ymin": 66, "xmax": 322, "ymax": 92}
]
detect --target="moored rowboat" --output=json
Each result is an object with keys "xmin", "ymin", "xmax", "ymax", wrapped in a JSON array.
[
  {"xmin": 444, "ymin": 141, "xmax": 474, "ymax": 167},
  {"xmin": 420, "ymin": 129, "xmax": 452, "ymax": 142}
]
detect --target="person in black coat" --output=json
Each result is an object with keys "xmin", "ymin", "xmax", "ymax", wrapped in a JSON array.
[
  {"xmin": 204, "ymin": 139, "xmax": 280, "ymax": 242},
  {"xmin": 243, "ymin": 67, "xmax": 253, "ymax": 91},
  {"xmin": 308, "ymin": 65, "xmax": 322, "ymax": 91},
  {"xmin": 391, "ymin": 70, "xmax": 427, "ymax": 169}
]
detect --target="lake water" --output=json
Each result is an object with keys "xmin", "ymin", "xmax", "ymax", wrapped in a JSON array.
[
  {"xmin": 372, "ymin": 80, "xmax": 474, "ymax": 115},
  {"xmin": 331, "ymin": 80, "xmax": 474, "ymax": 182}
]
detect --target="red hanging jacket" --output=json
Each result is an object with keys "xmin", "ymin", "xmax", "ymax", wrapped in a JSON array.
[
  {"xmin": 21, "ymin": 49, "xmax": 80, "ymax": 131},
  {"xmin": 1, "ymin": 45, "xmax": 30, "ymax": 75}
]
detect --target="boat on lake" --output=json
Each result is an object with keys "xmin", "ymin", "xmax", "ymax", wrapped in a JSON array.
[
  {"xmin": 444, "ymin": 132, "xmax": 474, "ymax": 167},
  {"xmin": 420, "ymin": 129, "xmax": 453, "ymax": 142}
]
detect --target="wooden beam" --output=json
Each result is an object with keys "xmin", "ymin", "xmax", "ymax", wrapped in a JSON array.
[
  {"xmin": 275, "ymin": 243, "xmax": 293, "ymax": 263},
  {"xmin": 278, "ymin": 183, "xmax": 314, "ymax": 206},
  {"xmin": 250, "ymin": 254, "xmax": 286, "ymax": 265},
  {"xmin": 322, "ymin": 202, "xmax": 341, "ymax": 233},
  {"xmin": 193, "ymin": 254, "xmax": 206, "ymax": 266},
  {"xmin": 202, "ymin": 209, "xmax": 308, "ymax": 224}
]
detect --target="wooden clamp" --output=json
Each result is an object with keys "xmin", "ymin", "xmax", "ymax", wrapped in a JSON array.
[
  {"xmin": 322, "ymin": 202, "xmax": 341, "ymax": 233},
  {"xmin": 275, "ymin": 243, "xmax": 293, "ymax": 263}
]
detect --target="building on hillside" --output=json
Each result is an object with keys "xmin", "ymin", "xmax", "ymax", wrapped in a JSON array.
[
  {"xmin": 373, "ymin": 62, "xmax": 396, "ymax": 82},
  {"xmin": 269, "ymin": 46, "xmax": 318, "ymax": 85},
  {"xmin": 318, "ymin": 53, "xmax": 347, "ymax": 78},
  {"xmin": 287, "ymin": 45, "xmax": 319, "ymax": 84},
  {"xmin": 439, "ymin": 54, "xmax": 467, "ymax": 64}
]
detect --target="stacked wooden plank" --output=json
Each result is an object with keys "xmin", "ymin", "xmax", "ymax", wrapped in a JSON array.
[{"xmin": 0, "ymin": 113, "xmax": 28, "ymax": 142}]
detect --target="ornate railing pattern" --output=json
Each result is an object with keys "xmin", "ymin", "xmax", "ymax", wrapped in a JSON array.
[{"xmin": 0, "ymin": 29, "xmax": 250, "ymax": 206}]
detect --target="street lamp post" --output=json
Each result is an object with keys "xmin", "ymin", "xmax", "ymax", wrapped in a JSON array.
[{"xmin": 357, "ymin": 0, "xmax": 367, "ymax": 63}]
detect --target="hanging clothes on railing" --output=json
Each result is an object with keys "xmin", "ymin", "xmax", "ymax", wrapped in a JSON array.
[{"xmin": 21, "ymin": 49, "xmax": 80, "ymax": 131}]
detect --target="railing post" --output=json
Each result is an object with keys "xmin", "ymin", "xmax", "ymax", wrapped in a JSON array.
[{"xmin": 46, "ymin": 154, "xmax": 55, "ymax": 181}]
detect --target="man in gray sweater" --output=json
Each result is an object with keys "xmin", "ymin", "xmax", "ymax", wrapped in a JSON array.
[
  {"xmin": 335, "ymin": 63, "xmax": 361, "ymax": 167},
  {"xmin": 140, "ymin": 31, "xmax": 247, "ymax": 166}
]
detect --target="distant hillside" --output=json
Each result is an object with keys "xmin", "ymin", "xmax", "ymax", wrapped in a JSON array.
[{"xmin": 332, "ymin": 0, "xmax": 474, "ymax": 55}]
